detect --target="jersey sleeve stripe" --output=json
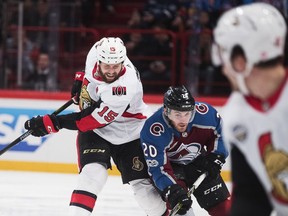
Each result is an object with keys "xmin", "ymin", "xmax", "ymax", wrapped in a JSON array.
[
  {"xmin": 122, "ymin": 111, "xmax": 147, "ymax": 119},
  {"xmin": 76, "ymin": 115, "xmax": 106, "ymax": 132}
]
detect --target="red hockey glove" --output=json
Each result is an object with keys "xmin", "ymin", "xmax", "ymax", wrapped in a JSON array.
[
  {"xmin": 194, "ymin": 153, "xmax": 225, "ymax": 180},
  {"xmin": 24, "ymin": 114, "xmax": 61, "ymax": 137},
  {"xmin": 71, "ymin": 70, "xmax": 85, "ymax": 105},
  {"xmin": 162, "ymin": 184, "xmax": 192, "ymax": 215}
]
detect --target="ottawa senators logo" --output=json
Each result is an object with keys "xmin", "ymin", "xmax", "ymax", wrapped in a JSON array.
[
  {"xmin": 259, "ymin": 133, "xmax": 288, "ymax": 203},
  {"xmin": 112, "ymin": 86, "xmax": 126, "ymax": 96},
  {"xmin": 132, "ymin": 157, "xmax": 144, "ymax": 171}
]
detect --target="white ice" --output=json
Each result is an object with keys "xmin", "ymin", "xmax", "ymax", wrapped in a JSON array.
[{"xmin": 0, "ymin": 171, "xmax": 230, "ymax": 216}]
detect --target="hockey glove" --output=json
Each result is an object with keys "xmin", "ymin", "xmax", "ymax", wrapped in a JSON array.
[
  {"xmin": 71, "ymin": 70, "xmax": 85, "ymax": 105},
  {"xmin": 24, "ymin": 114, "xmax": 61, "ymax": 137},
  {"xmin": 194, "ymin": 153, "xmax": 225, "ymax": 180},
  {"xmin": 162, "ymin": 184, "xmax": 192, "ymax": 215}
]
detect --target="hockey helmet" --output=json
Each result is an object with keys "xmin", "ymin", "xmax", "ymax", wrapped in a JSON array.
[
  {"xmin": 212, "ymin": 3, "xmax": 286, "ymax": 75},
  {"xmin": 96, "ymin": 37, "xmax": 127, "ymax": 64},
  {"xmin": 164, "ymin": 85, "xmax": 195, "ymax": 111}
]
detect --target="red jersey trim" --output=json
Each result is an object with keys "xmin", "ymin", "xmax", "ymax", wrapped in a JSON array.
[
  {"xmin": 122, "ymin": 111, "xmax": 147, "ymax": 119},
  {"xmin": 245, "ymin": 72, "xmax": 288, "ymax": 112},
  {"xmin": 91, "ymin": 62, "xmax": 102, "ymax": 81},
  {"xmin": 76, "ymin": 115, "xmax": 106, "ymax": 132}
]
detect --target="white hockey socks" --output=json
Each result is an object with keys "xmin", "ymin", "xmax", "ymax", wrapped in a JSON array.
[
  {"xmin": 69, "ymin": 163, "xmax": 108, "ymax": 216},
  {"xmin": 130, "ymin": 178, "xmax": 167, "ymax": 216}
]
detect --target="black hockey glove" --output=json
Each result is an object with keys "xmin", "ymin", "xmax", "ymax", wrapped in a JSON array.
[
  {"xmin": 194, "ymin": 153, "xmax": 225, "ymax": 180},
  {"xmin": 24, "ymin": 114, "xmax": 61, "ymax": 137},
  {"xmin": 162, "ymin": 184, "xmax": 192, "ymax": 215},
  {"xmin": 71, "ymin": 70, "xmax": 85, "ymax": 105}
]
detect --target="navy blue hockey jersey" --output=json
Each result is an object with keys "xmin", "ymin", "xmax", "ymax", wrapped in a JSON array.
[{"xmin": 140, "ymin": 102, "xmax": 228, "ymax": 191}]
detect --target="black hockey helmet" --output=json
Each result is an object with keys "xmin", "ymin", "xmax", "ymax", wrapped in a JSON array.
[{"xmin": 164, "ymin": 85, "xmax": 195, "ymax": 111}]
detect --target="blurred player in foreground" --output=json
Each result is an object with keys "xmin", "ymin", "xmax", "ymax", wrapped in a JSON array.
[{"xmin": 212, "ymin": 2, "xmax": 288, "ymax": 216}]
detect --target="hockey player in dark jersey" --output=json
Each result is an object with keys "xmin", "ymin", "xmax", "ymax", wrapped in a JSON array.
[
  {"xmin": 140, "ymin": 85, "xmax": 231, "ymax": 216},
  {"xmin": 212, "ymin": 3, "xmax": 288, "ymax": 216}
]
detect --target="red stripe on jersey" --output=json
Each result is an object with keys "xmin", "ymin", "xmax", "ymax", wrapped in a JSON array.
[
  {"xmin": 76, "ymin": 115, "xmax": 106, "ymax": 132},
  {"xmin": 122, "ymin": 111, "xmax": 147, "ymax": 119},
  {"xmin": 245, "ymin": 73, "xmax": 288, "ymax": 112}
]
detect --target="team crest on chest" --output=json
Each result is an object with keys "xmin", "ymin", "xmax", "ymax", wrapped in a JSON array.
[
  {"xmin": 112, "ymin": 86, "xmax": 126, "ymax": 96},
  {"xmin": 150, "ymin": 123, "xmax": 164, "ymax": 136},
  {"xmin": 258, "ymin": 133, "xmax": 288, "ymax": 202}
]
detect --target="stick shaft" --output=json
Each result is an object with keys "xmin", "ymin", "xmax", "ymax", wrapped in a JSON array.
[
  {"xmin": 169, "ymin": 172, "xmax": 208, "ymax": 216},
  {"xmin": 0, "ymin": 98, "xmax": 74, "ymax": 156}
]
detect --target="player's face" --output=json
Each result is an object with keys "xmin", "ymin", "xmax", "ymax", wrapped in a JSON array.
[
  {"xmin": 167, "ymin": 109, "xmax": 192, "ymax": 133},
  {"xmin": 99, "ymin": 62, "xmax": 123, "ymax": 83}
]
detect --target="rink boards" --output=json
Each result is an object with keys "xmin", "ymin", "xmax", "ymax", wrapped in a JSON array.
[{"xmin": 0, "ymin": 91, "xmax": 230, "ymax": 182}]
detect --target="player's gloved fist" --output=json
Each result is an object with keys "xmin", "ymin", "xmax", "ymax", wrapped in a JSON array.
[
  {"xmin": 163, "ymin": 184, "xmax": 192, "ymax": 215},
  {"xmin": 71, "ymin": 70, "xmax": 85, "ymax": 105},
  {"xmin": 194, "ymin": 153, "xmax": 225, "ymax": 180},
  {"xmin": 24, "ymin": 114, "xmax": 61, "ymax": 137}
]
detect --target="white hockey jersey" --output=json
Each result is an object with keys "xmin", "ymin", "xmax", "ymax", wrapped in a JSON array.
[
  {"xmin": 222, "ymin": 77, "xmax": 288, "ymax": 215},
  {"xmin": 77, "ymin": 42, "xmax": 149, "ymax": 145}
]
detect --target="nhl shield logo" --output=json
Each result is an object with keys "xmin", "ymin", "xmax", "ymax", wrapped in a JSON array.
[{"xmin": 132, "ymin": 157, "xmax": 144, "ymax": 171}]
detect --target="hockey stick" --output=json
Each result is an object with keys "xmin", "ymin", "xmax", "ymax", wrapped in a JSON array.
[
  {"xmin": 169, "ymin": 172, "xmax": 208, "ymax": 216},
  {"xmin": 0, "ymin": 98, "xmax": 74, "ymax": 156}
]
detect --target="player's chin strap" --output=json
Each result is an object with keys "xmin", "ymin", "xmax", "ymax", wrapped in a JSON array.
[{"xmin": 169, "ymin": 172, "xmax": 208, "ymax": 216}]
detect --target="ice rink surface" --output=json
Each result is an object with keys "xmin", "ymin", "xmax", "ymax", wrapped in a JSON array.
[{"xmin": 0, "ymin": 171, "xmax": 231, "ymax": 216}]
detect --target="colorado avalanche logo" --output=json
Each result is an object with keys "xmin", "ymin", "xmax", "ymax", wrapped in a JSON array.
[
  {"xmin": 112, "ymin": 86, "xmax": 126, "ymax": 96},
  {"xmin": 195, "ymin": 103, "xmax": 209, "ymax": 114},
  {"xmin": 168, "ymin": 143, "xmax": 202, "ymax": 165},
  {"xmin": 150, "ymin": 122, "xmax": 164, "ymax": 136}
]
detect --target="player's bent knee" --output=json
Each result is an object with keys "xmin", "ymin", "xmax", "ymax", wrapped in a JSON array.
[
  {"xmin": 130, "ymin": 178, "xmax": 167, "ymax": 216},
  {"xmin": 77, "ymin": 162, "xmax": 108, "ymax": 195},
  {"xmin": 69, "ymin": 163, "xmax": 108, "ymax": 215}
]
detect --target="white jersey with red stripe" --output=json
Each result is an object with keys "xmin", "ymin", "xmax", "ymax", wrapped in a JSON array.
[
  {"xmin": 222, "ymin": 76, "xmax": 288, "ymax": 215},
  {"xmin": 78, "ymin": 44, "xmax": 149, "ymax": 145}
]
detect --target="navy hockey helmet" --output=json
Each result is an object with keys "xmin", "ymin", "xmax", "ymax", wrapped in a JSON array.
[{"xmin": 164, "ymin": 85, "xmax": 195, "ymax": 111}]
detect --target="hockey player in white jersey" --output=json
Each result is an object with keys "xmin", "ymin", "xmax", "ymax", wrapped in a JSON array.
[
  {"xmin": 24, "ymin": 37, "xmax": 168, "ymax": 216},
  {"xmin": 212, "ymin": 3, "xmax": 288, "ymax": 216}
]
